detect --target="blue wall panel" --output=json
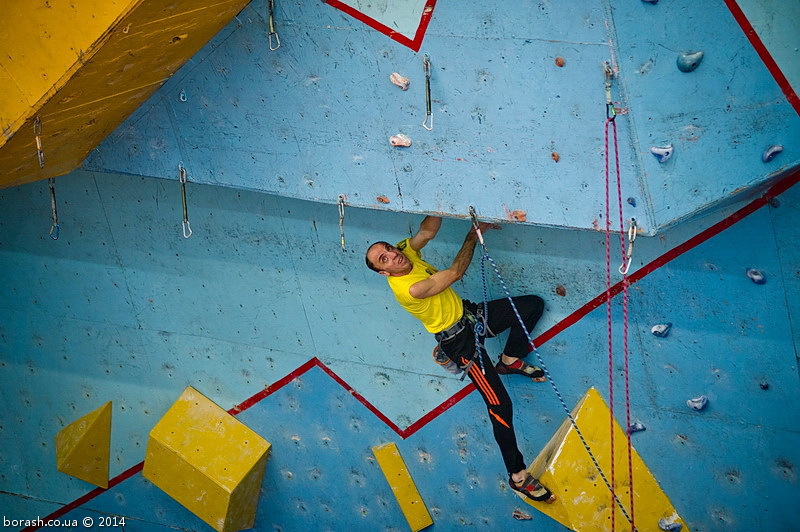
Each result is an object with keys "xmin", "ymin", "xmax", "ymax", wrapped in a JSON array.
[
  {"xmin": 2, "ymin": 0, "xmax": 800, "ymax": 529},
  {"xmin": 82, "ymin": 1, "xmax": 799, "ymax": 234},
  {"xmin": 1, "ymin": 169, "xmax": 798, "ymax": 530},
  {"xmin": 610, "ymin": 0, "xmax": 800, "ymax": 230}
]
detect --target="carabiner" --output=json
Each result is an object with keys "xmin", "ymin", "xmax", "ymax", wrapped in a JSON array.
[
  {"xmin": 618, "ymin": 218, "xmax": 637, "ymax": 275},
  {"xmin": 179, "ymin": 165, "xmax": 192, "ymax": 238},
  {"xmin": 422, "ymin": 54, "xmax": 433, "ymax": 130},
  {"xmin": 268, "ymin": 0, "xmax": 280, "ymax": 50}
]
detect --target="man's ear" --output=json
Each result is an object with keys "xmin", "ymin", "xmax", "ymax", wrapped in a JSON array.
[{"xmin": 378, "ymin": 270, "xmax": 390, "ymax": 277}]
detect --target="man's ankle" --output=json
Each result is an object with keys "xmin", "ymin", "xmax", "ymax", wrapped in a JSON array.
[{"xmin": 500, "ymin": 354, "xmax": 518, "ymax": 366}]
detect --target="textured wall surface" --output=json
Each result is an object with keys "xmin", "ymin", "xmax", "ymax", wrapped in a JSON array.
[
  {"xmin": 1, "ymin": 0, "xmax": 799, "ymax": 531},
  {"xmin": 82, "ymin": 0, "xmax": 799, "ymax": 234},
  {"xmin": 1, "ymin": 168, "xmax": 798, "ymax": 530}
]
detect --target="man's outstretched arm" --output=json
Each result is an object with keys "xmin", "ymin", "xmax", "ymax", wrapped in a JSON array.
[
  {"xmin": 408, "ymin": 216, "xmax": 442, "ymax": 251},
  {"xmin": 409, "ymin": 222, "xmax": 496, "ymax": 299}
]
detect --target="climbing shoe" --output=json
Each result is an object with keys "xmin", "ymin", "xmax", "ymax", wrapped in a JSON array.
[
  {"xmin": 509, "ymin": 472, "xmax": 556, "ymax": 503},
  {"xmin": 495, "ymin": 359, "xmax": 546, "ymax": 382}
]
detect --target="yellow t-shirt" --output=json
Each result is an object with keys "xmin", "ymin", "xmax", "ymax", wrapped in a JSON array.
[{"xmin": 387, "ymin": 238, "xmax": 463, "ymax": 333}]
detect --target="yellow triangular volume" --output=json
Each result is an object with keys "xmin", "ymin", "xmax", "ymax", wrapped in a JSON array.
[
  {"xmin": 521, "ymin": 388, "xmax": 685, "ymax": 532},
  {"xmin": 55, "ymin": 401, "xmax": 112, "ymax": 488}
]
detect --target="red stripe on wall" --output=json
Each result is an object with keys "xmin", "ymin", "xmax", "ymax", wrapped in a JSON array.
[
  {"xmin": 21, "ymin": 463, "xmax": 143, "ymax": 532},
  {"xmin": 723, "ymin": 0, "xmax": 800, "ymax": 115},
  {"xmin": 534, "ymin": 168, "xmax": 800, "ymax": 347},
  {"xmin": 324, "ymin": 0, "xmax": 436, "ymax": 52}
]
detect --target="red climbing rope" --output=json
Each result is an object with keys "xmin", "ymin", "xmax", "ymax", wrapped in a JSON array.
[
  {"xmin": 603, "ymin": 115, "xmax": 617, "ymax": 532},
  {"xmin": 604, "ymin": 114, "xmax": 636, "ymax": 530}
]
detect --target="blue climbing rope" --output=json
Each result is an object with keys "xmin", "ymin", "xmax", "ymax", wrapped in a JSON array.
[{"xmin": 469, "ymin": 208, "xmax": 637, "ymax": 530}]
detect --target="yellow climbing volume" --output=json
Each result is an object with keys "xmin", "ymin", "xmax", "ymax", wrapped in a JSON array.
[
  {"xmin": 372, "ymin": 442, "xmax": 433, "ymax": 531},
  {"xmin": 55, "ymin": 401, "xmax": 112, "ymax": 488},
  {"xmin": 143, "ymin": 386, "xmax": 271, "ymax": 532},
  {"xmin": 521, "ymin": 387, "xmax": 686, "ymax": 532}
]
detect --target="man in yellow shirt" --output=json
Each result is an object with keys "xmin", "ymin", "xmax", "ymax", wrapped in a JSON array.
[{"xmin": 365, "ymin": 215, "xmax": 555, "ymax": 504}]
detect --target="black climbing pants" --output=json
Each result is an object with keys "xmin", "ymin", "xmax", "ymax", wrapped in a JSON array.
[{"xmin": 437, "ymin": 295, "xmax": 544, "ymax": 475}]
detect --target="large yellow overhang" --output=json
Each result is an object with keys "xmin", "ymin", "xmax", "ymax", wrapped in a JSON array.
[{"xmin": 0, "ymin": 0, "xmax": 252, "ymax": 189}]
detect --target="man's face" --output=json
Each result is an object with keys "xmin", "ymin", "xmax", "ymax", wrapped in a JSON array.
[{"xmin": 367, "ymin": 242, "xmax": 411, "ymax": 276}]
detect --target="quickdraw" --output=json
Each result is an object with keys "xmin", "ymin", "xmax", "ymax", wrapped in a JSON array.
[
  {"xmin": 338, "ymin": 194, "xmax": 346, "ymax": 251},
  {"xmin": 179, "ymin": 165, "xmax": 192, "ymax": 238},
  {"xmin": 267, "ymin": 0, "xmax": 280, "ymax": 50},
  {"xmin": 422, "ymin": 55, "xmax": 433, "ymax": 131}
]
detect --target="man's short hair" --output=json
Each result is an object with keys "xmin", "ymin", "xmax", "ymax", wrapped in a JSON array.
[{"xmin": 365, "ymin": 241, "xmax": 390, "ymax": 273}]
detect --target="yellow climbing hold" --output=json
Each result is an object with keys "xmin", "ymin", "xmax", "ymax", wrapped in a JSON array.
[
  {"xmin": 521, "ymin": 387, "xmax": 686, "ymax": 532},
  {"xmin": 372, "ymin": 442, "xmax": 433, "ymax": 531},
  {"xmin": 143, "ymin": 386, "xmax": 271, "ymax": 532},
  {"xmin": 55, "ymin": 401, "xmax": 112, "ymax": 488}
]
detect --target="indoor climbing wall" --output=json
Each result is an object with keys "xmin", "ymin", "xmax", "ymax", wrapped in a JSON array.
[
  {"xmin": 82, "ymin": 0, "xmax": 799, "ymax": 235},
  {"xmin": 1, "ymin": 168, "xmax": 798, "ymax": 530},
  {"xmin": 1, "ymin": 1, "xmax": 798, "ymax": 531}
]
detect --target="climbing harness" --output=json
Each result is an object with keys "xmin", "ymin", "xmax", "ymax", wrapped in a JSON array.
[
  {"xmin": 179, "ymin": 165, "xmax": 192, "ymax": 238},
  {"xmin": 337, "ymin": 194, "xmax": 346, "ymax": 251},
  {"xmin": 604, "ymin": 61, "xmax": 636, "ymax": 530},
  {"xmin": 432, "ymin": 307, "xmax": 482, "ymax": 380},
  {"xmin": 468, "ymin": 205, "xmax": 638, "ymax": 531},
  {"xmin": 463, "ymin": 304, "xmax": 486, "ymax": 381},
  {"xmin": 267, "ymin": 0, "xmax": 280, "ymax": 50},
  {"xmin": 422, "ymin": 55, "xmax": 433, "ymax": 131}
]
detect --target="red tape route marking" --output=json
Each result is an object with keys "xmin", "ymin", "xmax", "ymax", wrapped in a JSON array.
[
  {"xmin": 324, "ymin": 0, "xmax": 436, "ymax": 52},
  {"xmin": 724, "ymin": 0, "xmax": 800, "ymax": 115},
  {"xmin": 27, "ymin": 167, "xmax": 799, "ymax": 530}
]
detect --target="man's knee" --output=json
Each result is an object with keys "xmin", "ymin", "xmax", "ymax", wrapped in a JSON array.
[{"xmin": 519, "ymin": 294, "xmax": 544, "ymax": 319}]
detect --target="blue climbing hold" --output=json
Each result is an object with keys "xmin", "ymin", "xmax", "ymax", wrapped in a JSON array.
[
  {"xmin": 628, "ymin": 422, "xmax": 647, "ymax": 434},
  {"xmin": 642, "ymin": 0, "xmax": 658, "ymax": 3},
  {"xmin": 627, "ymin": 197, "xmax": 637, "ymax": 207},
  {"xmin": 650, "ymin": 145, "xmax": 673, "ymax": 163},
  {"xmin": 659, "ymin": 518, "xmax": 683, "ymax": 531},
  {"xmin": 687, "ymin": 395, "xmax": 708, "ymax": 411},
  {"xmin": 762, "ymin": 144, "xmax": 783, "ymax": 162},
  {"xmin": 651, "ymin": 323, "xmax": 672, "ymax": 338},
  {"xmin": 677, "ymin": 51, "xmax": 704, "ymax": 72},
  {"xmin": 746, "ymin": 268, "xmax": 766, "ymax": 284}
]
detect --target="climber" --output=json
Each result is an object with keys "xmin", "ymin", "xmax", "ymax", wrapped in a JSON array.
[{"xmin": 365, "ymin": 215, "xmax": 556, "ymax": 503}]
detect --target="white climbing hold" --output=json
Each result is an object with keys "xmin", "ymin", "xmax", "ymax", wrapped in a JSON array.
[
  {"xmin": 677, "ymin": 51, "xmax": 704, "ymax": 72},
  {"xmin": 390, "ymin": 134, "xmax": 412, "ymax": 147},
  {"xmin": 651, "ymin": 323, "xmax": 672, "ymax": 338},
  {"xmin": 686, "ymin": 395, "xmax": 708, "ymax": 411},
  {"xmin": 746, "ymin": 268, "xmax": 766, "ymax": 284},
  {"xmin": 658, "ymin": 517, "xmax": 683, "ymax": 531},
  {"xmin": 628, "ymin": 421, "xmax": 647, "ymax": 434},
  {"xmin": 762, "ymin": 145, "xmax": 783, "ymax": 163},
  {"xmin": 650, "ymin": 145, "xmax": 673, "ymax": 163},
  {"xmin": 390, "ymin": 72, "xmax": 410, "ymax": 90}
]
